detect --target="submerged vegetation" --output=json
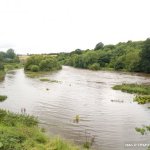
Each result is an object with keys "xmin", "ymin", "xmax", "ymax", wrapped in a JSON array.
[
  {"xmin": 0, "ymin": 109, "xmax": 81, "ymax": 150},
  {"xmin": 0, "ymin": 95, "xmax": 7, "ymax": 102},
  {"xmin": 57, "ymin": 38, "xmax": 150, "ymax": 73}
]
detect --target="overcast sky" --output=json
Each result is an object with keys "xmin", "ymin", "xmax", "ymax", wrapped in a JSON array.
[{"xmin": 0, "ymin": 0, "xmax": 150, "ymax": 54}]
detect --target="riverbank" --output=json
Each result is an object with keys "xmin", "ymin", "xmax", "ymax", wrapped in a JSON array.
[
  {"xmin": 0, "ymin": 109, "xmax": 82, "ymax": 150},
  {"xmin": 0, "ymin": 71, "xmax": 5, "ymax": 81},
  {"xmin": 0, "ymin": 63, "xmax": 23, "ymax": 81},
  {"xmin": 4, "ymin": 63, "xmax": 23, "ymax": 72}
]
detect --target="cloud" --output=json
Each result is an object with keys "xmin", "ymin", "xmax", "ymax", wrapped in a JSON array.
[{"xmin": 0, "ymin": 0, "xmax": 150, "ymax": 54}]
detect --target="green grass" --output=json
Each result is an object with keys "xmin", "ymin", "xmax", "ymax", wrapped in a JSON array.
[
  {"xmin": 0, "ymin": 95, "xmax": 7, "ymax": 102},
  {"xmin": 112, "ymin": 83, "xmax": 150, "ymax": 95},
  {"xmin": 4, "ymin": 63, "xmax": 23, "ymax": 72},
  {"xmin": 134, "ymin": 95, "xmax": 150, "ymax": 104},
  {"xmin": 0, "ymin": 109, "xmax": 82, "ymax": 150}
]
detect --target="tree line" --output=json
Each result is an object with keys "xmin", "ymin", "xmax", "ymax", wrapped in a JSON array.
[{"xmin": 57, "ymin": 38, "xmax": 150, "ymax": 73}]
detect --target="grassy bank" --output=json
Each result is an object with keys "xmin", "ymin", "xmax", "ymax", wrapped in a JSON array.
[
  {"xmin": 112, "ymin": 83, "xmax": 150, "ymax": 104},
  {"xmin": 0, "ymin": 109, "xmax": 82, "ymax": 150},
  {"xmin": 4, "ymin": 63, "xmax": 23, "ymax": 72}
]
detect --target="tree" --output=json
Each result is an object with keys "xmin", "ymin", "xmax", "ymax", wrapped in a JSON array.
[
  {"xmin": 94, "ymin": 42, "xmax": 104, "ymax": 50},
  {"xmin": 139, "ymin": 38, "xmax": 150, "ymax": 73},
  {"xmin": 6, "ymin": 49, "xmax": 16, "ymax": 59}
]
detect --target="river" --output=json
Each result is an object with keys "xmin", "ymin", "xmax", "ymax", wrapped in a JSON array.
[{"xmin": 0, "ymin": 66, "xmax": 150, "ymax": 150}]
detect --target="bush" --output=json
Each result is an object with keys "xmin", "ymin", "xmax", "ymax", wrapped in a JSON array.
[
  {"xmin": 31, "ymin": 65, "xmax": 39, "ymax": 72},
  {"xmin": 88, "ymin": 63, "xmax": 100, "ymax": 70}
]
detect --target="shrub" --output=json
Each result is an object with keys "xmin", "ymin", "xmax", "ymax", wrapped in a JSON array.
[
  {"xmin": 30, "ymin": 65, "xmax": 39, "ymax": 72},
  {"xmin": 88, "ymin": 63, "xmax": 100, "ymax": 70}
]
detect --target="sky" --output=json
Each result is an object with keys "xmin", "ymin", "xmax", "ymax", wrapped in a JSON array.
[{"xmin": 0, "ymin": 0, "xmax": 150, "ymax": 54}]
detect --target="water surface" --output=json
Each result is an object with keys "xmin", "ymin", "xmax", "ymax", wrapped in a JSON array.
[{"xmin": 0, "ymin": 66, "xmax": 150, "ymax": 150}]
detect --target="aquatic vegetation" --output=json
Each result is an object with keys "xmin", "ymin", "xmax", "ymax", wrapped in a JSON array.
[
  {"xmin": 113, "ymin": 84, "xmax": 150, "ymax": 95},
  {"xmin": 134, "ymin": 95, "xmax": 150, "ymax": 104},
  {"xmin": 40, "ymin": 78, "xmax": 60, "ymax": 83},
  {"xmin": 40, "ymin": 78, "xmax": 50, "ymax": 81},
  {"xmin": 135, "ymin": 127, "xmax": 146, "ymax": 135},
  {"xmin": 135, "ymin": 125, "xmax": 150, "ymax": 135},
  {"xmin": 0, "ymin": 95, "xmax": 7, "ymax": 102},
  {"xmin": 73, "ymin": 115, "xmax": 80, "ymax": 123},
  {"xmin": 113, "ymin": 83, "xmax": 150, "ymax": 105},
  {"xmin": 49, "ymin": 79, "xmax": 60, "ymax": 83},
  {"xmin": 0, "ymin": 109, "xmax": 82, "ymax": 150}
]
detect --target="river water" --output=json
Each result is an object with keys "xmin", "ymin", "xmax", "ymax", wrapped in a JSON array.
[{"xmin": 0, "ymin": 66, "xmax": 150, "ymax": 150}]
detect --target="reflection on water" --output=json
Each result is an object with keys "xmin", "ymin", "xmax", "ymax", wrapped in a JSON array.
[{"xmin": 0, "ymin": 66, "xmax": 150, "ymax": 150}]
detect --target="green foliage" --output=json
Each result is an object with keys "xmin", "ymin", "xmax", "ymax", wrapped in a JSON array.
[
  {"xmin": 139, "ymin": 38, "xmax": 150, "ymax": 73},
  {"xmin": 4, "ymin": 63, "xmax": 22, "ymax": 72},
  {"xmin": 30, "ymin": 65, "xmax": 39, "ymax": 72},
  {"xmin": 135, "ymin": 125, "xmax": 150, "ymax": 135},
  {"xmin": 135, "ymin": 127, "xmax": 146, "ymax": 135},
  {"xmin": 0, "ymin": 109, "xmax": 81, "ymax": 150},
  {"xmin": 0, "ymin": 50, "xmax": 20, "ymax": 81},
  {"xmin": 57, "ymin": 39, "xmax": 150, "ymax": 73},
  {"xmin": 94, "ymin": 42, "xmax": 104, "ymax": 50},
  {"xmin": 40, "ymin": 78, "xmax": 50, "ymax": 81},
  {"xmin": 40, "ymin": 78, "xmax": 60, "ymax": 83},
  {"xmin": 113, "ymin": 84, "xmax": 150, "ymax": 95},
  {"xmin": 134, "ymin": 95, "xmax": 150, "ymax": 104},
  {"xmin": 25, "ymin": 55, "xmax": 62, "ymax": 72},
  {"xmin": 88, "ymin": 63, "xmax": 100, "ymax": 70},
  {"xmin": 6, "ymin": 49, "xmax": 16, "ymax": 59},
  {"xmin": 113, "ymin": 84, "xmax": 150, "ymax": 104},
  {"xmin": 0, "ymin": 63, "xmax": 4, "ymax": 71},
  {"xmin": 0, "ymin": 49, "xmax": 19, "ymax": 64},
  {"xmin": 0, "ymin": 96, "xmax": 7, "ymax": 102},
  {"xmin": 0, "ymin": 71, "xmax": 5, "ymax": 81}
]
